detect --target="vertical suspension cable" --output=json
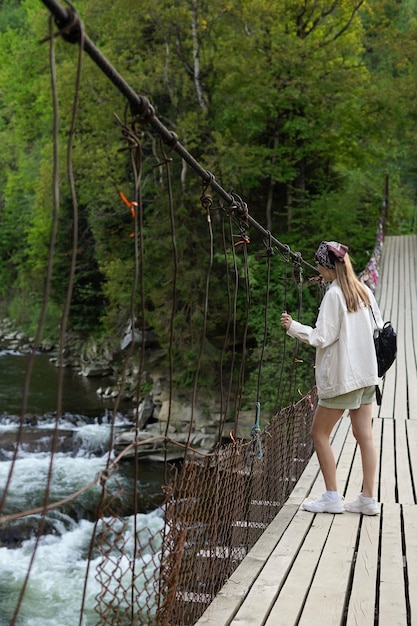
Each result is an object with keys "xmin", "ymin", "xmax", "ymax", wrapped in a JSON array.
[
  {"xmin": 234, "ymin": 239, "xmax": 251, "ymax": 433},
  {"xmin": 216, "ymin": 211, "xmax": 234, "ymax": 443},
  {"xmin": 10, "ymin": 15, "xmax": 85, "ymax": 625},
  {"xmin": 185, "ymin": 180, "xmax": 216, "ymax": 446},
  {"xmin": 156, "ymin": 141, "xmax": 178, "ymax": 473},
  {"xmin": 274, "ymin": 249, "xmax": 292, "ymax": 411},
  {"xmin": 0, "ymin": 15, "xmax": 61, "ymax": 518},
  {"xmin": 155, "ymin": 139, "xmax": 179, "ymax": 613},
  {"xmin": 285, "ymin": 261, "xmax": 304, "ymax": 406},
  {"xmin": 128, "ymin": 118, "xmax": 144, "ymax": 623},
  {"xmin": 255, "ymin": 232, "xmax": 273, "ymax": 405}
]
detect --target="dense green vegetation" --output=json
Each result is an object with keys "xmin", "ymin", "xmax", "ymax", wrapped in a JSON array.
[{"xmin": 0, "ymin": 0, "xmax": 416, "ymax": 413}]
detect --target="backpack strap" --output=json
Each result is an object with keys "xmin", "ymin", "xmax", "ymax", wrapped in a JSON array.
[{"xmin": 369, "ymin": 305, "xmax": 380, "ymax": 331}]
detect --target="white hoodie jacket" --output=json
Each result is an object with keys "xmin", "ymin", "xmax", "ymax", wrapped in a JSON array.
[{"xmin": 287, "ymin": 281, "xmax": 384, "ymax": 399}]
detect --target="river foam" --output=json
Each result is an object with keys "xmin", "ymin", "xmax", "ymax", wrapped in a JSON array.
[
  {"xmin": 0, "ymin": 361, "xmax": 167, "ymax": 625},
  {"xmin": 0, "ymin": 510, "xmax": 164, "ymax": 625}
]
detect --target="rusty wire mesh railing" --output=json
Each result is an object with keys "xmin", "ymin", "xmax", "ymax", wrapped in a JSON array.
[
  {"xmin": 157, "ymin": 390, "xmax": 317, "ymax": 625},
  {"xmin": 88, "ymin": 389, "xmax": 316, "ymax": 625}
]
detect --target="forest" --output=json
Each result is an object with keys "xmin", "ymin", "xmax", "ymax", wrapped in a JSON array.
[{"xmin": 0, "ymin": 0, "xmax": 416, "ymax": 412}]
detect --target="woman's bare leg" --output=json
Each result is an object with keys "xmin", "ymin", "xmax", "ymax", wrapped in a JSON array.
[
  {"xmin": 349, "ymin": 403, "xmax": 377, "ymax": 497},
  {"xmin": 310, "ymin": 406, "xmax": 345, "ymax": 492}
]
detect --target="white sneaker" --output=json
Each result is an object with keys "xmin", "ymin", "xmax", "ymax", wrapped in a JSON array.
[
  {"xmin": 344, "ymin": 494, "xmax": 379, "ymax": 515},
  {"xmin": 302, "ymin": 493, "xmax": 344, "ymax": 513}
]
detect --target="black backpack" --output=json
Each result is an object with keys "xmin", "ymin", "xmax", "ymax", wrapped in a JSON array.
[
  {"xmin": 370, "ymin": 308, "xmax": 397, "ymax": 408},
  {"xmin": 373, "ymin": 320, "xmax": 397, "ymax": 378}
]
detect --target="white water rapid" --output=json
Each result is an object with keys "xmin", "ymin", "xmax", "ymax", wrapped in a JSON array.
[{"xmin": 0, "ymin": 352, "xmax": 167, "ymax": 625}]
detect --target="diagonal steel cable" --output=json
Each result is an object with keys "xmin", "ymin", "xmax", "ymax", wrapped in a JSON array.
[{"xmin": 38, "ymin": 0, "xmax": 318, "ymax": 278}]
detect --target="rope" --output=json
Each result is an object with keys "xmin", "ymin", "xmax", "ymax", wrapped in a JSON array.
[
  {"xmin": 0, "ymin": 14, "xmax": 61, "ymax": 517},
  {"xmin": 156, "ymin": 139, "xmax": 179, "ymax": 477},
  {"xmin": 271, "ymin": 246, "xmax": 301, "ymax": 403},
  {"xmin": 185, "ymin": 178, "xmax": 216, "ymax": 444},
  {"xmin": 9, "ymin": 18, "xmax": 86, "ymax": 626},
  {"xmin": 250, "ymin": 401, "xmax": 263, "ymax": 459},
  {"xmin": 234, "ymin": 234, "xmax": 251, "ymax": 433},
  {"xmin": 255, "ymin": 231, "xmax": 273, "ymax": 406},
  {"xmin": 216, "ymin": 211, "xmax": 238, "ymax": 443}
]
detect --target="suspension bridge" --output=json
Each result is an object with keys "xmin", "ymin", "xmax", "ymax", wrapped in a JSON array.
[
  {"xmin": 197, "ymin": 234, "xmax": 417, "ymax": 626},
  {"xmin": 1, "ymin": 1, "xmax": 417, "ymax": 624}
]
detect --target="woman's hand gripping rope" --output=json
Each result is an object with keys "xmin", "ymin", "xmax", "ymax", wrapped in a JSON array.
[{"xmin": 280, "ymin": 310, "xmax": 293, "ymax": 331}]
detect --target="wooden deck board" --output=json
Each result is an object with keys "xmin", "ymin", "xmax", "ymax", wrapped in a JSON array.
[
  {"xmin": 196, "ymin": 235, "xmax": 417, "ymax": 626},
  {"xmin": 396, "ymin": 422, "xmax": 415, "ymax": 505},
  {"xmin": 228, "ymin": 512, "xmax": 316, "ymax": 625},
  {"xmin": 263, "ymin": 514, "xmax": 334, "ymax": 626},
  {"xmin": 345, "ymin": 514, "xmax": 380, "ymax": 626},
  {"xmin": 296, "ymin": 513, "xmax": 360, "ymax": 626},
  {"xmin": 404, "ymin": 236, "xmax": 417, "ymax": 418},
  {"xmin": 378, "ymin": 504, "xmax": 408, "ymax": 625},
  {"xmin": 372, "ymin": 417, "xmax": 382, "ymax": 498},
  {"xmin": 379, "ymin": 419, "xmax": 396, "ymax": 503},
  {"xmin": 379, "ymin": 368, "xmax": 395, "ymax": 418},
  {"xmin": 406, "ymin": 421, "xmax": 417, "ymax": 497},
  {"xmin": 403, "ymin": 504, "xmax": 417, "ymax": 623}
]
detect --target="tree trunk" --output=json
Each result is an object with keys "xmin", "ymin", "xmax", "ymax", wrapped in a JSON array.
[{"xmin": 190, "ymin": 0, "xmax": 208, "ymax": 113}]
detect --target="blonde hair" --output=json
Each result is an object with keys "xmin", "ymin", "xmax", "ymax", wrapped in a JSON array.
[{"xmin": 334, "ymin": 253, "xmax": 370, "ymax": 312}]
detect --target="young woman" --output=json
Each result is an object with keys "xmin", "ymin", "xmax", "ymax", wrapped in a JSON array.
[{"xmin": 280, "ymin": 241, "xmax": 383, "ymax": 515}]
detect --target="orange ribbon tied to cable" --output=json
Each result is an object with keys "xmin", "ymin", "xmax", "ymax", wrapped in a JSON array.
[{"xmin": 119, "ymin": 191, "xmax": 138, "ymax": 237}]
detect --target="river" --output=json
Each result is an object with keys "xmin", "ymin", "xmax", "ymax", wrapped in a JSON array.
[
  {"xmin": 0, "ymin": 350, "xmax": 166, "ymax": 625},
  {"xmin": 0, "ymin": 350, "xmax": 130, "ymax": 416}
]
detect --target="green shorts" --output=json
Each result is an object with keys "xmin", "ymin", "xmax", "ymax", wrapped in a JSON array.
[{"xmin": 318, "ymin": 385, "xmax": 376, "ymax": 410}]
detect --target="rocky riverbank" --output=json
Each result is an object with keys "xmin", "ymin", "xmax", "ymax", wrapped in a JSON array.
[
  {"xmin": 0, "ymin": 318, "xmax": 257, "ymax": 459},
  {"xmin": 0, "ymin": 318, "xmax": 54, "ymax": 354}
]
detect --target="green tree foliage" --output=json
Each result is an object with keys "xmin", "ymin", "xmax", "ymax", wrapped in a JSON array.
[{"xmin": 0, "ymin": 0, "xmax": 416, "ymax": 411}]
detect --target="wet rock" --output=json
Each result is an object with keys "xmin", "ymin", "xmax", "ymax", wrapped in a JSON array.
[
  {"xmin": 120, "ymin": 318, "xmax": 159, "ymax": 351},
  {"xmin": 96, "ymin": 386, "xmax": 119, "ymax": 398},
  {"xmin": 0, "ymin": 517, "xmax": 59, "ymax": 548},
  {"xmin": 79, "ymin": 363, "xmax": 113, "ymax": 377},
  {"xmin": 0, "ymin": 427, "xmax": 75, "ymax": 460},
  {"xmin": 132, "ymin": 394, "xmax": 155, "ymax": 428}
]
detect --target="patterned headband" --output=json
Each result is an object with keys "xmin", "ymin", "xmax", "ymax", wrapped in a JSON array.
[{"xmin": 314, "ymin": 241, "xmax": 348, "ymax": 269}]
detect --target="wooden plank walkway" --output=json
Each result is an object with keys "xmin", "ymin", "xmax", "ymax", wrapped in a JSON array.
[{"xmin": 196, "ymin": 235, "xmax": 417, "ymax": 626}]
